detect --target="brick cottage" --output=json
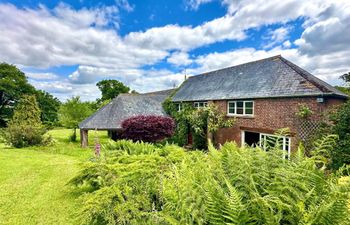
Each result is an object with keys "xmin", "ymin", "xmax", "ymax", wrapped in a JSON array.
[
  {"xmin": 80, "ymin": 55, "xmax": 347, "ymax": 152},
  {"xmin": 172, "ymin": 55, "xmax": 348, "ymax": 155}
]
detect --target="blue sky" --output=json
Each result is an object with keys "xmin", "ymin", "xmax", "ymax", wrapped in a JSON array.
[{"xmin": 0, "ymin": 0, "xmax": 349, "ymax": 101}]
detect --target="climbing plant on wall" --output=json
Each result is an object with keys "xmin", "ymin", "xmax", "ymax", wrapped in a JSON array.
[{"xmin": 163, "ymin": 97, "xmax": 235, "ymax": 149}]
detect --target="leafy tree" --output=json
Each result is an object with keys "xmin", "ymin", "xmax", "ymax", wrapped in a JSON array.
[
  {"xmin": 335, "ymin": 86, "xmax": 350, "ymax": 96},
  {"xmin": 335, "ymin": 72, "xmax": 350, "ymax": 96},
  {"xmin": 9, "ymin": 95, "xmax": 41, "ymax": 126},
  {"xmin": 59, "ymin": 96, "xmax": 94, "ymax": 141},
  {"xmin": 0, "ymin": 63, "xmax": 35, "ymax": 126},
  {"xmin": 328, "ymin": 100, "xmax": 350, "ymax": 169},
  {"xmin": 340, "ymin": 72, "xmax": 350, "ymax": 83},
  {"xmin": 121, "ymin": 115, "xmax": 175, "ymax": 143},
  {"xmin": 96, "ymin": 79, "xmax": 130, "ymax": 101},
  {"xmin": 35, "ymin": 90, "xmax": 61, "ymax": 126},
  {"xmin": 5, "ymin": 95, "xmax": 46, "ymax": 147}
]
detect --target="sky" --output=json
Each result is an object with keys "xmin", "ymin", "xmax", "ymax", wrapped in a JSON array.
[{"xmin": 0, "ymin": 0, "xmax": 349, "ymax": 101}]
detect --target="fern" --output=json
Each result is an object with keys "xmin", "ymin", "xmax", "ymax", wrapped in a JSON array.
[
  {"xmin": 70, "ymin": 136, "xmax": 350, "ymax": 224},
  {"xmin": 311, "ymin": 134, "xmax": 339, "ymax": 169}
]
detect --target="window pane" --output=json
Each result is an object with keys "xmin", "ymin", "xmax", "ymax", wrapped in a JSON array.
[
  {"xmin": 245, "ymin": 101, "xmax": 253, "ymax": 108},
  {"xmin": 236, "ymin": 108, "xmax": 244, "ymax": 114},
  {"xmin": 285, "ymin": 138, "xmax": 290, "ymax": 151},
  {"xmin": 176, "ymin": 103, "xmax": 181, "ymax": 112},
  {"xmin": 245, "ymin": 108, "xmax": 253, "ymax": 114},
  {"xmin": 228, "ymin": 102, "xmax": 235, "ymax": 114},
  {"xmin": 194, "ymin": 102, "xmax": 207, "ymax": 108},
  {"xmin": 237, "ymin": 101, "xmax": 243, "ymax": 107}
]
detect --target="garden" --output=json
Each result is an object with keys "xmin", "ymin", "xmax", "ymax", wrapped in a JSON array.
[{"xmin": 0, "ymin": 63, "xmax": 350, "ymax": 224}]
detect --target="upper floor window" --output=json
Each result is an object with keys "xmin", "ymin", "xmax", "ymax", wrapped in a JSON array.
[
  {"xmin": 175, "ymin": 103, "xmax": 182, "ymax": 112},
  {"xmin": 194, "ymin": 101, "xmax": 208, "ymax": 109},
  {"xmin": 227, "ymin": 100, "xmax": 254, "ymax": 116}
]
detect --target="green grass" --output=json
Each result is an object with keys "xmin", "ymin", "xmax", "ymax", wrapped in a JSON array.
[{"xmin": 0, "ymin": 129, "xmax": 109, "ymax": 225}]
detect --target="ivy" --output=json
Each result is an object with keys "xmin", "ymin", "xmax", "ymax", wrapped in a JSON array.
[
  {"xmin": 163, "ymin": 97, "xmax": 235, "ymax": 149},
  {"xmin": 296, "ymin": 103, "xmax": 314, "ymax": 119}
]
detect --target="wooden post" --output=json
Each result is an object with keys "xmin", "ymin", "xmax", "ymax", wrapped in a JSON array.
[{"xmin": 80, "ymin": 129, "xmax": 88, "ymax": 148}]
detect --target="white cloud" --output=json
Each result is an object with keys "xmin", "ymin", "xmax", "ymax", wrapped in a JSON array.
[
  {"xmin": 116, "ymin": 0, "xmax": 134, "ymax": 12},
  {"xmin": 167, "ymin": 51, "xmax": 192, "ymax": 67},
  {"xmin": 295, "ymin": 2, "xmax": 350, "ymax": 56},
  {"xmin": 0, "ymin": 3, "xmax": 167, "ymax": 70},
  {"xmin": 30, "ymin": 79, "xmax": 100, "ymax": 101},
  {"xmin": 26, "ymin": 72, "xmax": 59, "ymax": 80},
  {"xmin": 283, "ymin": 40, "xmax": 292, "ymax": 48},
  {"xmin": 124, "ymin": 21, "xmax": 246, "ymax": 51},
  {"xmin": 1, "ymin": 0, "xmax": 350, "ymax": 101},
  {"xmin": 132, "ymin": 71, "xmax": 186, "ymax": 93},
  {"xmin": 185, "ymin": 0, "xmax": 214, "ymax": 10},
  {"xmin": 68, "ymin": 65, "xmax": 143, "ymax": 84},
  {"xmin": 263, "ymin": 26, "xmax": 291, "ymax": 49},
  {"xmin": 53, "ymin": 2, "xmax": 119, "ymax": 28},
  {"xmin": 122, "ymin": 0, "xmax": 333, "ymax": 52}
]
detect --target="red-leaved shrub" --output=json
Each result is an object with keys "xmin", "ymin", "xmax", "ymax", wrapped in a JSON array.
[{"xmin": 121, "ymin": 115, "xmax": 175, "ymax": 143}]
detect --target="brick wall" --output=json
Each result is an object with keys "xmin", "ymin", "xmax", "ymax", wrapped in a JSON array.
[{"xmin": 211, "ymin": 97, "xmax": 345, "ymax": 151}]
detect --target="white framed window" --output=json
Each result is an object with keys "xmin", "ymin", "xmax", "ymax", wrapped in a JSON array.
[
  {"xmin": 227, "ymin": 100, "xmax": 254, "ymax": 116},
  {"xmin": 259, "ymin": 133, "xmax": 291, "ymax": 159},
  {"xmin": 194, "ymin": 101, "xmax": 208, "ymax": 109},
  {"xmin": 175, "ymin": 103, "xmax": 182, "ymax": 112}
]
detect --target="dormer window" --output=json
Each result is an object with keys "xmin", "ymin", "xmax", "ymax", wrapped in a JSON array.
[
  {"xmin": 194, "ymin": 102, "xmax": 208, "ymax": 109},
  {"xmin": 227, "ymin": 100, "xmax": 254, "ymax": 116}
]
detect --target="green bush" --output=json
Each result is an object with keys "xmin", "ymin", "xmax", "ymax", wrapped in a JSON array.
[
  {"xmin": 71, "ymin": 139, "xmax": 350, "ymax": 224},
  {"xmin": 4, "ymin": 95, "xmax": 48, "ymax": 148},
  {"xmin": 328, "ymin": 100, "xmax": 350, "ymax": 169},
  {"xmin": 5, "ymin": 126, "xmax": 46, "ymax": 148}
]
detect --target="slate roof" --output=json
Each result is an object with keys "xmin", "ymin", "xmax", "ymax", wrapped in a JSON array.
[
  {"xmin": 79, "ymin": 90, "xmax": 174, "ymax": 130},
  {"xmin": 172, "ymin": 55, "xmax": 348, "ymax": 102}
]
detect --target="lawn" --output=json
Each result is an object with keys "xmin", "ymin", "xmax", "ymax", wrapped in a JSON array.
[{"xmin": 0, "ymin": 129, "xmax": 109, "ymax": 225}]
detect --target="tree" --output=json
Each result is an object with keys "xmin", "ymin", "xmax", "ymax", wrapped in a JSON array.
[
  {"xmin": 96, "ymin": 79, "xmax": 130, "ymax": 101},
  {"xmin": 335, "ymin": 86, "xmax": 350, "ymax": 96},
  {"xmin": 0, "ymin": 63, "xmax": 35, "ymax": 126},
  {"xmin": 340, "ymin": 72, "xmax": 350, "ymax": 83},
  {"xmin": 59, "ymin": 96, "xmax": 94, "ymax": 141},
  {"xmin": 121, "ymin": 115, "xmax": 175, "ymax": 143},
  {"xmin": 5, "ymin": 95, "xmax": 45, "ymax": 148},
  {"xmin": 35, "ymin": 90, "xmax": 61, "ymax": 126},
  {"xmin": 328, "ymin": 100, "xmax": 350, "ymax": 169}
]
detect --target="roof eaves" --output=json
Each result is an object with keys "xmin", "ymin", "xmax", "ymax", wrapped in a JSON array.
[{"xmin": 79, "ymin": 95, "xmax": 121, "ymax": 128}]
